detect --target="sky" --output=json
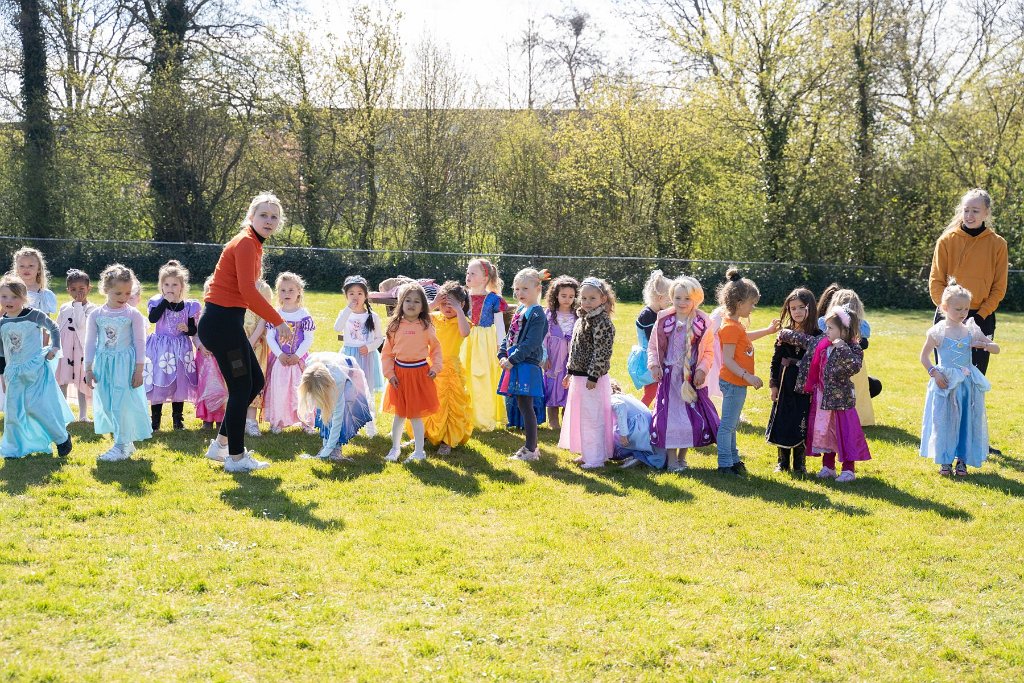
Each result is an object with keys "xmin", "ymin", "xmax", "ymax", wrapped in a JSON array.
[{"xmin": 300, "ymin": 0, "xmax": 652, "ymax": 106}]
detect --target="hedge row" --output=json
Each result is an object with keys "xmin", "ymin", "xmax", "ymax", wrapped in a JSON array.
[{"xmin": 2, "ymin": 238, "xmax": 1020, "ymax": 310}]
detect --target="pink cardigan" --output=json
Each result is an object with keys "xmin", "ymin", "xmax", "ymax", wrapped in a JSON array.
[{"xmin": 647, "ymin": 308, "xmax": 715, "ymax": 379}]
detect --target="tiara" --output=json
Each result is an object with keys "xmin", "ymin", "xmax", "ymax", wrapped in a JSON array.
[
  {"xmin": 581, "ymin": 277, "xmax": 606, "ymax": 292},
  {"xmin": 829, "ymin": 305, "xmax": 851, "ymax": 327}
]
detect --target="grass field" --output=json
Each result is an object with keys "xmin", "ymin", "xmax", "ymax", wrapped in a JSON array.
[{"xmin": 1, "ymin": 288, "xmax": 1022, "ymax": 681}]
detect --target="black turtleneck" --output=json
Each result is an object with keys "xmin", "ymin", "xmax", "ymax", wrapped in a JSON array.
[
  {"xmin": 961, "ymin": 222, "xmax": 987, "ymax": 238},
  {"xmin": 249, "ymin": 226, "xmax": 266, "ymax": 244}
]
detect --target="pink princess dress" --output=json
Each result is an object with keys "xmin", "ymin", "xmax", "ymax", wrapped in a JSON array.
[{"xmin": 263, "ymin": 307, "xmax": 316, "ymax": 430}]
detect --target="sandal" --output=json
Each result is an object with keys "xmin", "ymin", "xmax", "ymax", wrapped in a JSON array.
[
  {"xmin": 954, "ymin": 460, "xmax": 968, "ymax": 477},
  {"xmin": 939, "ymin": 464, "xmax": 952, "ymax": 476}
]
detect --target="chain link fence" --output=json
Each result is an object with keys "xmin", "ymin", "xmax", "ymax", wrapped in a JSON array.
[{"xmin": 1, "ymin": 236, "xmax": 1020, "ymax": 309}]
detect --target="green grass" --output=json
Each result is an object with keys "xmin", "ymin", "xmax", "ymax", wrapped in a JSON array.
[{"xmin": 1, "ymin": 289, "xmax": 1023, "ymax": 681}]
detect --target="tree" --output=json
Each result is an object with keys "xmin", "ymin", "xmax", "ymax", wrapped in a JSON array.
[{"xmin": 544, "ymin": 8, "xmax": 605, "ymax": 109}]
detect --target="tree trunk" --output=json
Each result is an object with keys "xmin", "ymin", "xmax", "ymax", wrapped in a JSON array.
[
  {"xmin": 17, "ymin": 0, "xmax": 60, "ymax": 237},
  {"xmin": 359, "ymin": 140, "xmax": 377, "ymax": 250}
]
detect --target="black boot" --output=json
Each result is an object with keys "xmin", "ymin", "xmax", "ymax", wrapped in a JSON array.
[
  {"xmin": 793, "ymin": 445, "xmax": 807, "ymax": 474},
  {"xmin": 56, "ymin": 436, "xmax": 73, "ymax": 457},
  {"xmin": 775, "ymin": 447, "xmax": 791, "ymax": 472},
  {"xmin": 172, "ymin": 401, "xmax": 185, "ymax": 430},
  {"xmin": 151, "ymin": 404, "xmax": 162, "ymax": 431}
]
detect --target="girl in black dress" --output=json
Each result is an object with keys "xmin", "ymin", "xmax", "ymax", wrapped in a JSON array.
[{"xmin": 765, "ymin": 288, "xmax": 819, "ymax": 473}]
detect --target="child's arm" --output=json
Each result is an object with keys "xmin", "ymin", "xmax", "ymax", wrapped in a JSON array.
[
  {"xmin": 828, "ymin": 340, "xmax": 863, "ymax": 380},
  {"xmin": 83, "ymin": 309, "xmax": 98, "ymax": 383},
  {"xmin": 33, "ymin": 310, "xmax": 62, "ymax": 357},
  {"xmin": 130, "ymin": 309, "xmax": 147, "ymax": 388},
  {"xmin": 294, "ymin": 317, "xmax": 315, "ymax": 358},
  {"xmin": 247, "ymin": 316, "xmax": 266, "ymax": 347},
  {"xmin": 454, "ymin": 305, "xmax": 470, "ymax": 338},
  {"xmin": 381, "ymin": 334, "xmax": 397, "ymax": 385},
  {"xmin": 147, "ymin": 295, "xmax": 167, "ymax": 323},
  {"xmin": 318, "ymin": 378, "xmax": 346, "ymax": 459},
  {"xmin": 768, "ymin": 341, "xmax": 784, "ymax": 397},
  {"xmin": 427, "ymin": 326, "xmax": 443, "ymax": 377},
  {"xmin": 266, "ymin": 320, "xmax": 284, "ymax": 357},
  {"xmin": 777, "ymin": 329, "xmax": 814, "ymax": 349},
  {"xmin": 586, "ymin": 316, "xmax": 615, "ymax": 385},
  {"xmin": 507, "ymin": 309, "xmax": 548, "ymax": 366},
  {"xmin": 747, "ymin": 318, "xmax": 781, "ymax": 342},
  {"xmin": 646, "ymin": 317, "xmax": 664, "ymax": 380},
  {"xmin": 493, "ymin": 295, "xmax": 507, "ymax": 349},
  {"xmin": 919, "ymin": 335, "xmax": 949, "ymax": 389},
  {"xmin": 333, "ymin": 307, "xmax": 350, "ymax": 334}
]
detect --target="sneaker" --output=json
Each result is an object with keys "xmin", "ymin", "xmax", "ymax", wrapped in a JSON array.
[
  {"xmin": 327, "ymin": 448, "xmax": 352, "ymax": 462},
  {"xmin": 205, "ymin": 439, "xmax": 228, "ymax": 462},
  {"xmin": 406, "ymin": 451, "xmax": 427, "ymax": 462},
  {"xmin": 303, "ymin": 424, "xmax": 319, "ymax": 436},
  {"xmin": 835, "ymin": 470, "xmax": 856, "ymax": 483},
  {"xmin": 580, "ymin": 461, "xmax": 604, "ymax": 469},
  {"xmin": 519, "ymin": 448, "xmax": 540, "ymax": 462},
  {"xmin": 173, "ymin": 419, "xmax": 185, "ymax": 431},
  {"xmin": 385, "ymin": 447, "xmax": 401, "ymax": 462},
  {"xmin": 954, "ymin": 460, "xmax": 968, "ymax": 477},
  {"xmin": 56, "ymin": 437, "xmax": 73, "ymax": 457},
  {"xmin": 97, "ymin": 445, "xmax": 129, "ymax": 462},
  {"xmin": 223, "ymin": 451, "xmax": 270, "ymax": 472},
  {"xmin": 731, "ymin": 461, "xmax": 748, "ymax": 475},
  {"xmin": 271, "ymin": 426, "xmax": 283, "ymax": 435},
  {"xmin": 667, "ymin": 463, "xmax": 687, "ymax": 473},
  {"xmin": 774, "ymin": 463, "xmax": 790, "ymax": 473},
  {"xmin": 817, "ymin": 466, "xmax": 837, "ymax": 479},
  {"xmin": 509, "ymin": 446, "xmax": 528, "ymax": 460},
  {"xmin": 717, "ymin": 466, "xmax": 740, "ymax": 476},
  {"xmin": 121, "ymin": 443, "xmax": 137, "ymax": 456},
  {"xmin": 620, "ymin": 457, "xmax": 640, "ymax": 469},
  {"xmin": 939, "ymin": 464, "xmax": 952, "ymax": 476},
  {"xmin": 437, "ymin": 443, "xmax": 452, "ymax": 456},
  {"xmin": 245, "ymin": 419, "xmax": 261, "ymax": 437}
]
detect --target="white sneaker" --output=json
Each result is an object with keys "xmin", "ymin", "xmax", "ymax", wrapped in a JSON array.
[
  {"xmin": 385, "ymin": 447, "xmax": 401, "ymax": 462},
  {"xmin": 303, "ymin": 424, "xmax": 319, "ymax": 436},
  {"xmin": 519, "ymin": 448, "xmax": 540, "ymax": 462},
  {"xmin": 223, "ymin": 451, "xmax": 270, "ymax": 472},
  {"xmin": 244, "ymin": 419, "xmax": 261, "ymax": 437},
  {"xmin": 98, "ymin": 445, "xmax": 129, "ymax": 462},
  {"xmin": 120, "ymin": 442, "xmax": 137, "ymax": 456},
  {"xmin": 509, "ymin": 446, "xmax": 528, "ymax": 460},
  {"xmin": 205, "ymin": 439, "xmax": 228, "ymax": 462},
  {"xmin": 365, "ymin": 421, "xmax": 378, "ymax": 438},
  {"xmin": 817, "ymin": 466, "xmax": 837, "ymax": 479},
  {"xmin": 620, "ymin": 457, "xmax": 640, "ymax": 469},
  {"xmin": 271, "ymin": 426, "xmax": 283, "ymax": 435},
  {"xmin": 835, "ymin": 470, "xmax": 856, "ymax": 482},
  {"xmin": 406, "ymin": 451, "xmax": 427, "ymax": 462}
]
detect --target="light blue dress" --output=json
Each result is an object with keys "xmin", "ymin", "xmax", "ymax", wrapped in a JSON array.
[
  {"xmin": 611, "ymin": 393, "xmax": 666, "ymax": 469},
  {"xmin": 0, "ymin": 309, "xmax": 73, "ymax": 457},
  {"xmin": 309, "ymin": 353, "xmax": 373, "ymax": 458},
  {"xmin": 92, "ymin": 312, "xmax": 153, "ymax": 445},
  {"xmin": 920, "ymin": 326, "xmax": 990, "ymax": 467}
]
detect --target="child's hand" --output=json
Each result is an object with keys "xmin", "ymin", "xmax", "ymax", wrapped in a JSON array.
[
  {"xmin": 693, "ymin": 369, "xmax": 706, "ymax": 388},
  {"xmin": 177, "ymin": 322, "xmax": 189, "ymax": 333},
  {"xmin": 427, "ymin": 369, "xmax": 436, "ymax": 379},
  {"xmin": 561, "ymin": 376, "xmax": 570, "ymax": 389},
  {"xmin": 358, "ymin": 345, "xmax": 370, "ymax": 356},
  {"xmin": 930, "ymin": 370, "xmax": 949, "ymax": 390},
  {"xmin": 749, "ymin": 375, "xmax": 764, "ymax": 390},
  {"xmin": 499, "ymin": 358, "xmax": 512, "ymax": 370},
  {"xmin": 618, "ymin": 435, "xmax": 629, "ymax": 447},
  {"xmin": 586, "ymin": 380, "xmax": 596, "ymax": 390},
  {"xmin": 85, "ymin": 369, "xmax": 95, "ymax": 387},
  {"xmin": 389, "ymin": 376, "xmax": 399, "ymax": 387},
  {"xmin": 45, "ymin": 349, "xmax": 56, "ymax": 361},
  {"xmin": 769, "ymin": 318, "xmax": 781, "ymax": 333},
  {"xmin": 543, "ymin": 360, "xmax": 551, "ymax": 371},
  {"xmin": 131, "ymin": 368, "xmax": 144, "ymax": 388},
  {"xmin": 771, "ymin": 387, "xmax": 779, "ymax": 402},
  {"xmin": 650, "ymin": 366, "xmax": 663, "ymax": 381}
]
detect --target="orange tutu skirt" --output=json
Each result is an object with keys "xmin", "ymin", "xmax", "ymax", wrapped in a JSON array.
[{"xmin": 383, "ymin": 360, "xmax": 439, "ymax": 419}]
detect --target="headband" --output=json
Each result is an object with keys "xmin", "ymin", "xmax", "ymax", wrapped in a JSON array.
[
  {"xmin": 828, "ymin": 305, "xmax": 851, "ymax": 327},
  {"xmin": 343, "ymin": 275, "xmax": 369, "ymax": 291},
  {"xmin": 581, "ymin": 277, "xmax": 606, "ymax": 292}
]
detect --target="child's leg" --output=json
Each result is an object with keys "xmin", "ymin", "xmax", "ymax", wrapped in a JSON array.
[
  {"xmin": 821, "ymin": 452, "xmax": 837, "ymax": 470},
  {"xmin": 151, "ymin": 403, "xmax": 162, "ymax": 430},
  {"xmin": 716, "ymin": 380, "xmax": 746, "ymax": 467},
  {"xmin": 840, "ymin": 460, "xmax": 855, "ymax": 473},
  {"xmin": 411, "ymin": 418, "xmax": 426, "ymax": 454},
  {"xmin": 546, "ymin": 406, "xmax": 560, "ymax": 430},
  {"xmin": 792, "ymin": 444, "xmax": 806, "ymax": 472},
  {"xmin": 679, "ymin": 447, "xmax": 688, "ymax": 466},
  {"xmin": 61, "ymin": 383, "xmax": 69, "ymax": 397},
  {"xmin": 777, "ymin": 447, "xmax": 791, "ymax": 470},
  {"xmin": 77, "ymin": 391, "xmax": 88, "ymax": 421},
  {"xmin": 518, "ymin": 396, "xmax": 538, "ymax": 451},
  {"xmin": 666, "ymin": 448, "xmax": 677, "ymax": 468},
  {"xmin": 171, "ymin": 401, "xmax": 184, "ymax": 429},
  {"xmin": 390, "ymin": 416, "xmax": 406, "ymax": 450}
]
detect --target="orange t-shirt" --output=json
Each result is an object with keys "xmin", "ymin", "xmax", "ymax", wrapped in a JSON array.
[{"xmin": 718, "ymin": 318, "xmax": 755, "ymax": 386}]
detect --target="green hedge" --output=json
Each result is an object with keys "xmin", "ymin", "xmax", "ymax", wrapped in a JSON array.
[{"xmin": 2, "ymin": 238, "xmax": 1020, "ymax": 310}]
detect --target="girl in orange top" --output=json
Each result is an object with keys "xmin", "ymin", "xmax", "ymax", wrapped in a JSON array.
[
  {"xmin": 381, "ymin": 283, "xmax": 443, "ymax": 463},
  {"xmin": 715, "ymin": 269, "xmax": 779, "ymax": 474}
]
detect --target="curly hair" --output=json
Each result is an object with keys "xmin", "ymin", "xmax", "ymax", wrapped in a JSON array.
[
  {"xmin": 715, "ymin": 267, "xmax": 759, "ymax": 316},
  {"xmin": 545, "ymin": 275, "xmax": 580, "ymax": 316},
  {"xmin": 437, "ymin": 280, "xmax": 470, "ymax": 314}
]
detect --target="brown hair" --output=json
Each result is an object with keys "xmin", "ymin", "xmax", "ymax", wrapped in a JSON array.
[
  {"xmin": 545, "ymin": 275, "xmax": 580, "ymax": 316},
  {"xmin": 158, "ymin": 259, "xmax": 190, "ymax": 296},
  {"xmin": 779, "ymin": 288, "xmax": 820, "ymax": 335},
  {"xmin": 386, "ymin": 282, "xmax": 432, "ymax": 338},
  {"xmin": 0, "ymin": 273, "xmax": 28, "ymax": 302},
  {"xmin": 816, "ymin": 283, "xmax": 842, "ymax": 319},
  {"xmin": 715, "ymin": 268, "xmax": 759, "ymax": 316},
  {"xmin": 99, "ymin": 263, "xmax": 136, "ymax": 295},
  {"xmin": 437, "ymin": 280, "xmax": 469, "ymax": 314},
  {"xmin": 825, "ymin": 305, "xmax": 862, "ymax": 344}
]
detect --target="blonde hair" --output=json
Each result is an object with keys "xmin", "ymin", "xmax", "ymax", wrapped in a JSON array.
[
  {"xmin": 830, "ymin": 288, "xmax": 865, "ymax": 319},
  {"xmin": 642, "ymin": 269, "xmax": 671, "ymax": 309},
  {"xmin": 716, "ymin": 268, "xmax": 759, "ymax": 317},
  {"xmin": 468, "ymin": 258, "xmax": 503, "ymax": 295},
  {"xmin": 256, "ymin": 278, "xmax": 272, "ymax": 302},
  {"xmin": 944, "ymin": 188, "xmax": 993, "ymax": 234},
  {"xmin": 241, "ymin": 192, "xmax": 286, "ymax": 232},
  {"xmin": 580, "ymin": 277, "xmax": 617, "ymax": 316},
  {"xmin": 513, "ymin": 267, "xmax": 546, "ymax": 289},
  {"xmin": 158, "ymin": 259, "xmax": 190, "ymax": 296},
  {"xmin": 12, "ymin": 247, "xmax": 49, "ymax": 291},
  {"xmin": 99, "ymin": 263, "xmax": 136, "ymax": 295},
  {"xmin": 202, "ymin": 274, "xmax": 215, "ymax": 298},
  {"xmin": 298, "ymin": 361, "xmax": 338, "ymax": 421},
  {"xmin": 669, "ymin": 276, "xmax": 706, "ymax": 403},
  {"xmin": 941, "ymin": 277, "xmax": 972, "ymax": 307},
  {"xmin": 0, "ymin": 273, "xmax": 28, "ymax": 301},
  {"xmin": 275, "ymin": 271, "xmax": 306, "ymax": 306}
]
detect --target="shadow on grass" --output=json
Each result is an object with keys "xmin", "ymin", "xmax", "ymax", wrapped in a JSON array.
[
  {"xmin": 988, "ymin": 451, "xmax": 1024, "ymax": 473},
  {"xmin": 863, "ymin": 424, "xmax": 920, "ymax": 446},
  {"xmin": 92, "ymin": 459, "xmax": 158, "ymax": 496},
  {"xmin": 687, "ymin": 469, "xmax": 868, "ymax": 516},
  {"xmin": 837, "ymin": 477, "xmax": 972, "ymax": 519},
  {"xmin": 221, "ymin": 473, "xmax": 342, "ymax": 530},
  {"xmin": 0, "ymin": 454, "xmax": 66, "ymax": 495},
  {"xmin": 960, "ymin": 471, "xmax": 1024, "ymax": 497}
]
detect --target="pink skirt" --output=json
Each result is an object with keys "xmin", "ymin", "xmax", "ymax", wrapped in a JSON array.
[
  {"xmin": 194, "ymin": 350, "xmax": 227, "ymax": 423},
  {"xmin": 807, "ymin": 388, "xmax": 871, "ymax": 462},
  {"xmin": 558, "ymin": 374, "xmax": 614, "ymax": 466},
  {"xmin": 54, "ymin": 328, "xmax": 91, "ymax": 397},
  {"xmin": 264, "ymin": 354, "xmax": 310, "ymax": 429}
]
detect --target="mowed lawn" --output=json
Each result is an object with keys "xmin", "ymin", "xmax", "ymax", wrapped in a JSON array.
[{"xmin": 1, "ymin": 287, "xmax": 1023, "ymax": 681}]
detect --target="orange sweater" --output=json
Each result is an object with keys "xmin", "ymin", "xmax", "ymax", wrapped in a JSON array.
[
  {"xmin": 206, "ymin": 228, "xmax": 284, "ymax": 327},
  {"xmin": 381, "ymin": 319, "xmax": 443, "ymax": 379},
  {"xmin": 929, "ymin": 228, "xmax": 1008, "ymax": 318}
]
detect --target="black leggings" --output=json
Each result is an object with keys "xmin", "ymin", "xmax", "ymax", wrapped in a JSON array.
[
  {"xmin": 198, "ymin": 303, "xmax": 264, "ymax": 455},
  {"xmin": 517, "ymin": 395, "xmax": 538, "ymax": 451}
]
